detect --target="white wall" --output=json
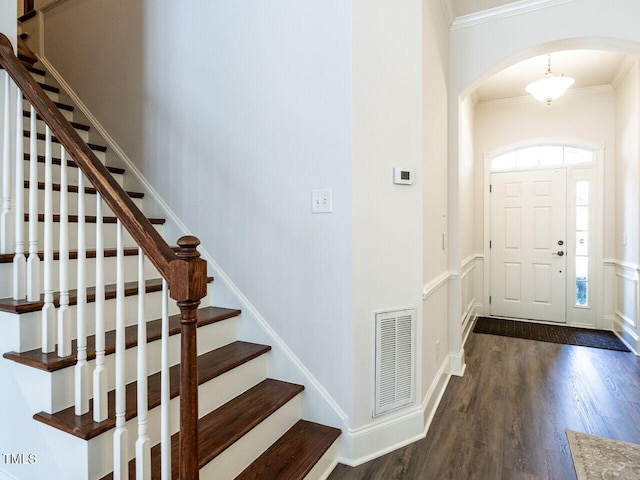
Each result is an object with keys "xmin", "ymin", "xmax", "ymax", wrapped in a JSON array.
[
  {"xmin": 421, "ymin": 0, "xmax": 451, "ymax": 398},
  {"xmin": 615, "ymin": 62, "xmax": 640, "ymax": 265},
  {"xmin": 0, "ymin": 0, "xmax": 16, "ymax": 46},
  {"xmin": 43, "ymin": 0, "xmax": 355, "ymax": 423},
  {"xmin": 612, "ymin": 60, "xmax": 640, "ymax": 352},
  {"xmin": 459, "ymin": 96, "xmax": 475, "ymax": 261},
  {"xmin": 351, "ymin": 0, "xmax": 423, "ymax": 429}
]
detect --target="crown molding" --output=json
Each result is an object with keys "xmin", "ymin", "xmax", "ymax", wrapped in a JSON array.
[
  {"xmin": 439, "ymin": 0, "xmax": 456, "ymax": 28},
  {"xmin": 451, "ymin": 0, "xmax": 575, "ymax": 30},
  {"xmin": 611, "ymin": 56, "xmax": 636, "ymax": 89},
  {"xmin": 476, "ymin": 84, "xmax": 613, "ymax": 108}
]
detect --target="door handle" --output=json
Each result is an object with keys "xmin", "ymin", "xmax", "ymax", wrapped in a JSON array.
[{"xmin": 552, "ymin": 251, "xmax": 565, "ymax": 257}]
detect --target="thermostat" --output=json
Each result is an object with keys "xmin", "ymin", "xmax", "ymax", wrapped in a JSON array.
[{"xmin": 393, "ymin": 167, "xmax": 414, "ymax": 185}]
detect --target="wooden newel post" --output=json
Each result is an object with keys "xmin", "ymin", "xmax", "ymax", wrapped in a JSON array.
[{"xmin": 170, "ymin": 235, "xmax": 208, "ymax": 479}]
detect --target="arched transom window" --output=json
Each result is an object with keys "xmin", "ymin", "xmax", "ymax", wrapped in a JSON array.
[{"xmin": 490, "ymin": 145, "xmax": 592, "ymax": 171}]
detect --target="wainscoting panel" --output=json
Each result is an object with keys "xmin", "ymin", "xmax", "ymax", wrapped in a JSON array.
[
  {"xmin": 461, "ymin": 255, "xmax": 483, "ymax": 344},
  {"xmin": 610, "ymin": 260, "xmax": 640, "ymax": 354}
]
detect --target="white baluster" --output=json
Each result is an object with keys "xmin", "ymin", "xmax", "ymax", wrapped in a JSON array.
[
  {"xmin": 41, "ymin": 126, "xmax": 55, "ymax": 353},
  {"xmin": 57, "ymin": 148, "xmax": 71, "ymax": 356},
  {"xmin": 1, "ymin": 73, "xmax": 14, "ymax": 254},
  {"xmin": 26, "ymin": 105, "xmax": 40, "ymax": 301},
  {"xmin": 93, "ymin": 194, "xmax": 107, "ymax": 422},
  {"xmin": 136, "ymin": 249, "xmax": 151, "ymax": 480},
  {"xmin": 13, "ymin": 87, "xmax": 26, "ymax": 299},
  {"xmin": 113, "ymin": 220, "xmax": 128, "ymax": 479},
  {"xmin": 75, "ymin": 170, "xmax": 89, "ymax": 415},
  {"xmin": 161, "ymin": 279, "xmax": 171, "ymax": 480}
]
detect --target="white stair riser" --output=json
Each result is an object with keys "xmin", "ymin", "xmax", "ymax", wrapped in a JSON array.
[
  {"xmin": 21, "ymin": 87, "xmax": 58, "ymax": 104},
  {"xmin": 0, "ymin": 359, "xmax": 91, "ymax": 480},
  {"xmin": 87, "ymin": 353, "xmax": 268, "ymax": 479},
  {"xmin": 200, "ymin": 396, "xmax": 302, "ymax": 480},
  {"xmin": 23, "ymin": 116, "xmax": 90, "ymax": 142},
  {"xmin": 39, "ymin": 88, "xmax": 58, "ymax": 102},
  {"xmin": 17, "ymin": 220, "xmax": 163, "ymax": 250},
  {"xmin": 0, "ymin": 254, "xmax": 159, "ymax": 298},
  {"xmin": 304, "ymin": 443, "xmax": 339, "ymax": 480},
  {"xmin": 21, "ymin": 187, "xmax": 143, "ymax": 216},
  {"xmin": 29, "ymin": 72, "xmax": 46, "ymax": 83},
  {"xmin": 23, "ymin": 161, "xmax": 125, "ymax": 188},
  {"xmin": 47, "ymin": 317, "xmax": 240, "ymax": 412},
  {"xmin": 23, "ymin": 99, "xmax": 73, "ymax": 121},
  {"xmin": 24, "ymin": 138, "xmax": 106, "ymax": 162}
]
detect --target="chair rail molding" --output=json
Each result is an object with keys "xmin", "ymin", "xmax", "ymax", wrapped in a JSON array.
[{"xmin": 422, "ymin": 270, "xmax": 454, "ymax": 300}]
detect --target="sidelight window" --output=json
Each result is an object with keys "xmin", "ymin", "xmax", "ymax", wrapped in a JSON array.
[{"xmin": 575, "ymin": 181, "xmax": 589, "ymax": 306}]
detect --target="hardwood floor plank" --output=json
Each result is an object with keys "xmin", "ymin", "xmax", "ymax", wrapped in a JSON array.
[{"xmin": 328, "ymin": 331, "xmax": 640, "ymax": 480}]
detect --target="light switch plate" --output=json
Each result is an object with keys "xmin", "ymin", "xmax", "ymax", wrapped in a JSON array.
[{"xmin": 312, "ymin": 189, "xmax": 332, "ymax": 213}]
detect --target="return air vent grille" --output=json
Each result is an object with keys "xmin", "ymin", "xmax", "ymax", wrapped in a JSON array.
[{"xmin": 374, "ymin": 308, "xmax": 416, "ymax": 416}]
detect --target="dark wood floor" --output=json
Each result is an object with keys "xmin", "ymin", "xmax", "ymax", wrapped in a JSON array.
[{"xmin": 329, "ymin": 331, "xmax": 640, "ymax": 480}]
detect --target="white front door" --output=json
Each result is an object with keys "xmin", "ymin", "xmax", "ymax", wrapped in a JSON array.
[{"xmin": 490, "ymin": 169, "xmax": 567, "ymax": 322}]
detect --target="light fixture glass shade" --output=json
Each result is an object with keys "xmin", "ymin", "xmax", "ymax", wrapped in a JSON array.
[{"xmin": 526, "ymin": 74, "xmax": 575, "ymax": 104}]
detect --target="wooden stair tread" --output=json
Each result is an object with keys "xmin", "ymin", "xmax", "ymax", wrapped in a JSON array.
[
  {"xmin": 22, "ymin": 179, "xmax": 144, "ymax": 198},
  {"xmin": 22, "ymin": 95, "xmax": 74, "ymax": 112},
  {"xmin": 24, "ymin": 110, "xmax": 90, "ymax": 131},
  {"xmin": 0, "ymin": 276, "xmax": 213, "ymax": 314},
  {"xmin": 33, "ymin": 341, "xmax": 269, "ymax": 440},
  {"xmin": 18, "ymin": 10, "xmax": 37, "ymax": 22},
  {"xmin": 23, "ymin": 213, "xmax": 165, "ymax": 224},
  {"xmin": 236, "ymin": 420, "xmax": 341, "ymax": 480},
  {"xmin": 22, "ymin": 95, "xmax": 73, "ymax": 112},
  {"xmin": 26, "ymin": 65, "xmax": 46, "ymax": 76},
  {"xmin": 101, "ymin": 379, "xmax": 304, "ymax": 480},
  {"xmin": 38, "ymin": 82, "xmax": 59, "ymax": 94},
  {"xmin": 24, "ymin": 130, "xmax": 107, "ymax": 152},
  {"xmin": 3, "ymin": 305, "xmax": 238, "ymax": 371},
  {"xmin": 24, "ymin": 153, "xmax": 124, "ymax": 175}
]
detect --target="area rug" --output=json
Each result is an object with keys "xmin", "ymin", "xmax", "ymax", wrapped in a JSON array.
[
  {"xmin": 567, "ymin": 430, "xmax": 640, "ymax": 479},
  {"xmin": 473, "ymin": 317, "xmax": 630, "ymax": 352}
]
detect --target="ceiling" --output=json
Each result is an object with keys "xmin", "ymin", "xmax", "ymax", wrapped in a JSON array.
[
  {"xmin": 475, "ymin": 50, "xmax": 630, "ymax": 103},
  {"xmin": 444, "ymin": 2, "xmax": 633, "ymax": 103}
]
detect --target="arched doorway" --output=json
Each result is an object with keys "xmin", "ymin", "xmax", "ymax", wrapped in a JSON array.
[{"xmin": 450, "ymin": 32, "xmax": 640, "ymax": 364}]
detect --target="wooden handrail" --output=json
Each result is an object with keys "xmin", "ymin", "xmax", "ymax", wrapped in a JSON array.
[
  {"xmin": 0, "ymin": 33, "xmax": 177, "ymax": 279},
  {"xmin": 0, "ymin": 34, "xmax": 206, "ymax": 478}
]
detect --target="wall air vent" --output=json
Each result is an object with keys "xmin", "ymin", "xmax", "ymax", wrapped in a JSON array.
[{"xmin": 374, "ymin": 308, "xmax": 416, "ymax": 416}]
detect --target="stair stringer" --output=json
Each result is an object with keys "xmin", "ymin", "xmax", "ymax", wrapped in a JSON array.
[{"xmin": 38, "ymin": 54, "xmax": 349, "ymax": 475}]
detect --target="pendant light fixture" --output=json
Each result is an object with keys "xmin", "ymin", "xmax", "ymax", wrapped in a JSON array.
[{"xmin": 525, "ymin": 53, "xmax": 575, "ymax": 104}]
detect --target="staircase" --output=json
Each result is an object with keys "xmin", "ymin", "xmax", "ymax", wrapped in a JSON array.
[{"xmin": 0, "ymin": 35, "xmax": 340, "ymax": 480}]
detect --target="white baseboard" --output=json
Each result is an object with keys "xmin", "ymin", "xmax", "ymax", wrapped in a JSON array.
[
  {"xmin": 462, "ymin": 309, "xmax": 476, "ymax": 346},
  {"xmin": 602, "ymin": 314, "xmax": 615, "ymax": 330},
  {"xmin": 338, "ymin": 355, "xmax": 451, "ymax": 466},
  {"xmin": 614, "ymin": 315, "xmax": 639, "ymax": 356},
  {"xmin": 449, "ymin": 349, "xmax": 466, "ymax": 377}
]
